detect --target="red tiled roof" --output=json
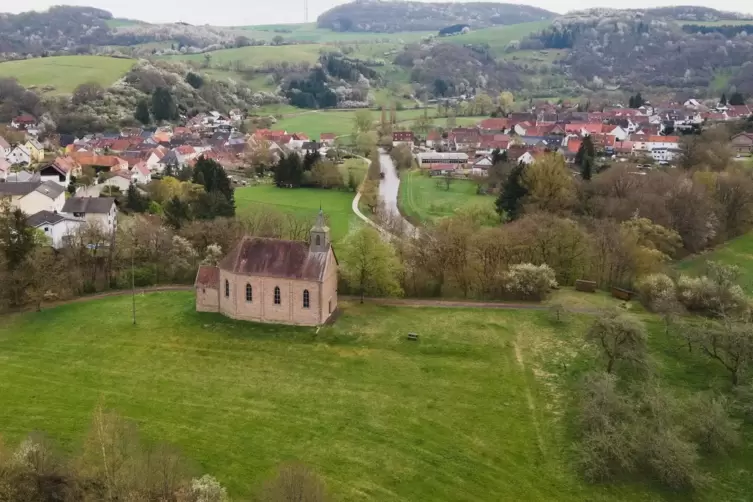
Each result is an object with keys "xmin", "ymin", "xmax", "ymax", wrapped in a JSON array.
[
  {"xmin": 479, "ymin": 118, "xmax": 510, "ymax": 130},
  {"xmin": 566, "ymin": 139, "xmax": 582, "ymax": 154},
  {"xmin": 195, "ymin": 265, "xmax": 220, "ymax": 289},
  {"xmin": 176, "ymin": 145, "xmax": 195, "ymax": 155},
  {"xmin": 648, "ymin": 136, "xmax": 679, "ymax": 143},
  {"xmin": 320, "ymin": 133, "xmax": 336, "ymax": 140},
  {"xmin": 218, "ymin": 236, "xmax": 329, "ymax": 281}
]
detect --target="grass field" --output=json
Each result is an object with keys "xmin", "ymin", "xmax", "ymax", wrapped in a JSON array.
[
  {"xmin": 273, "ymin": 109, "xmax": 487, "ymax": 138},
  {"xmin": 677, "ymin": 232, "xmax": 753, "ymax": 294},
  {"xmin": 1, "ymin": 290, "xmax": 751, "ymax": 500},
  {"xmin": 398, "ymin": 169, "xmax": 495, "ymax": 225},
  {"xmin": 234, "ymin": 23, "xmax": 433, "ymax": 44},
  {"xmin": 235, "ymin": 184, "xmax": 358, "ymax": 241},
  {"xmin": 160, "ymin": 44, "xmax": 325, "ymax": 68},
  {"xmin": 0, "ymin": 55, "xmax": 135, "ymax": 94},
  {"xmin": 444, "ymin": 21, "xmax": 551, "ymax": 57}
]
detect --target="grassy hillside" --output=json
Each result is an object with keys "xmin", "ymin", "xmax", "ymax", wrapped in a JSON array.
[
  {"xmin": 160, "ymin": 44, "xmax": 325, "ymax": 68},
  {"xmin": 0, "ymin": 291, "xmax": 750, "ymax": 500},
  {"xmin": 443, "ymin": 21, "xmax": 551, "ymax": 56},
  {"xmin": 0, "ymin": 55, "xmax": 135, "ymax": 94},
  {"xmin": 235, "ymin": 23, "xmax": 433, "ymax": 44},
  {"xmin": 677, "ymin": 232, "xmax": 753, "ymax": 294}
]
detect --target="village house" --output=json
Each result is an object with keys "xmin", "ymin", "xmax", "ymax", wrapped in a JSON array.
[
  {"xmin": 731, "ymin": 133, "xmax": 753, "ymax": 157},
  {"xmin": 26, "ymin": 210, "xmax": 84, "ymax": 249},
  {"xmin": 319, "ymin": 133, "xmax": 337, "ymax": 147},
  {"xmin": 7, "ymin": 145, "xmax": 31, "ymax": 166},
  {"xmin": 39, "ymin": 157, "xmax": 80, "ymax": 188},
  {"xmin": 0, "ymin": 158, "xmax": 9, "ymax": 181},
  {"xmin": 0, "ymin": 135, "xmax": 11, "ymax": 159},
  {"xmin": 195, "ymin": 211, "xmax": 338, "ymax": 326},
  {"xmin": 392, "ymin": 131, "xmax": 415, "ymax": 148},
  {"xmin": 416, "ymin": 151, "xmax": 468, "ymax": 167},
  {"xmin": 24, "ymin": 137, "xmax": 45, "ymax": 163},
  {"xmin": 0, "ymin": 180, "xmax": 66, "ymax": 215},
  {"xmin": 11, "ymin": 114, "xmax": 37, "ymax": 130},
  {"xmin": 61, "ymin": 197, "xmax": 118, "ymax": 234}
]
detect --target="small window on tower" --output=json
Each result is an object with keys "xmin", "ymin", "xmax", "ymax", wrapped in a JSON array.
[
  {"xmin": 303, "ymin": 289, "xmax": 310, "ymax": 309},
  {"xmin": 316, "ymin": 235, "xmax": 321, "ymax": 246},
  {"xmin": 274, "ymin": 286, "xmax": 281, "ymax": 305}
]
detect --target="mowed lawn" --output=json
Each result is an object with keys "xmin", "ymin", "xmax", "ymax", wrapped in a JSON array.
[
  {"xmin": 235, "ymin": 184, "xmax": 358, "ymax": 241},
  {"xmin": 0, "ymin": 291, "xmax": 683, "ymax": 501},
  {"xmin": 677, "ymin": 231, "xmax": 753, "ymax": 294},
  {"xmin": 398, "ymin": 169, "xmax": 495, "ymax": 224},
  {"xmin": 0, "ymin": 55, "xmax": 135, "ymax": 94},
  {"xmin": 275, "ymin": 111, "xmax": 361, "ymax": 138}
]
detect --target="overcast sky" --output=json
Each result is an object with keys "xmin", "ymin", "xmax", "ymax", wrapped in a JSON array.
[{"xmin": 7, "ymin": 0, "xmax": 753, "ymax": 26}]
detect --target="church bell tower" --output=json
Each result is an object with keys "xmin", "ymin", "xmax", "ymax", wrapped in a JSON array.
[{"xmin": 310, "ymin": 209, "xmax": 330, "ymax": 252}]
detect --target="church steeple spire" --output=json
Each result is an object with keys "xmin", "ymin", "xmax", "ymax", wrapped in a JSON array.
[{"xmin": 310, "ymin": 209, "xmax": 330, "ymax": 252}]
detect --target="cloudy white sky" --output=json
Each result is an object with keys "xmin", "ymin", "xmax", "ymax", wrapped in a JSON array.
[{"xmin": 6, "ymin": 0, "xmax": 753, "ymax": 26}]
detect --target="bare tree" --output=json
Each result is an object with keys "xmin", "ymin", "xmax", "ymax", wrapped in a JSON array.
[
  {"xmin": 585, "ymin": 311, "xmax": 648, "ymax": 374},
  {"xmin": 259, "ymin": 462, "xmax": 328, "ymax": 502},
  {"xmin": 691, "ymin": 317, "xmax": 753, "ymax": 386}
]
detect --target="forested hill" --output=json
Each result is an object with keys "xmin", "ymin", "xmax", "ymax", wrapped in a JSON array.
[{"xmin": 316, "ymin": 1, "xmax": 555, "ymax": 32}]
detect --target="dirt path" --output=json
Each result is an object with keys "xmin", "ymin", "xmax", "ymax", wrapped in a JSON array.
[{"xmin": 514, "ymin": 339, "xmax": 546, "ymax": 456}]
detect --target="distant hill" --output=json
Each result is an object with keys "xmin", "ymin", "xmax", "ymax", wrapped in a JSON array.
[
  {"xmin": 317, "ymin": 1, "xmax": 555, "ymax": 33},
  {"xmin": 517, "ymin": 7, "xmax": 753, "ymax": 91}
]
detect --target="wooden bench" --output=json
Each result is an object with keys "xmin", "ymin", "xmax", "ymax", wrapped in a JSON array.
[
  {"xmin": 575, "ymin": 280, "xmax": 597, "ymax": 293},
  {"xmin": 611, "ymin": 287, "xmax": 635, "ymax": 301}
]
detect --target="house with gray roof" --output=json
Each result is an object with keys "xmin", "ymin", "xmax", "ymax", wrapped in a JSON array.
[
  {"xmin": 61, "ymin": 197, "xmax": 118, "ymax": 234},
  {"xmin": 27, "ymin": 210, "xmax": 85, "ymax": 249},
  {"xmin": 0, "ymin": 180, "xmax": 66, "ymax": 215}
]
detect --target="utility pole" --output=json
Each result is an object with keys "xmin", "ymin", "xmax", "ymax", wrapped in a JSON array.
[{"xmin": 304, "ymin": 0, "xmax": 309, "ymax": 23}]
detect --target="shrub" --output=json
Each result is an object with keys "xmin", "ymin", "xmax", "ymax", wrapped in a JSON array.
[
  {"xmin": 677, "ymin": 274, "xmax": 749, "ymax": 317},
  {"xmin": 636, "ymin": 273, "xmax": 676, "ymax": 311},
  {"xmin": 501, "ymin": 263, "xmax": 558, "ymax": 301},
  {"xmin": 686, "ymin": 394, "xmax": 740, "ymax": 456},
  {"xmin": 191, "ymin": 474, "xmax": 228, "ymax": 502}
]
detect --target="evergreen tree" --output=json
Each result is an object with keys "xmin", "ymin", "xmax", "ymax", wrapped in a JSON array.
[
  {"xmin": 575, "ymin": 136, "xmax": 596, "ymax": 181},
  {"xmin": 495, "ymin": 162, "xmax": 528, "ymax": 220},
  {"xmin": 273, "ymin": 153, "xmax": 304, "ymax": 187},
  {"xmin": 134, "ymin": 99, "xmax": 151, "ymax": 125},
  {"xmin": 164, "ymin": 196, "xmax": 191, "ymax": 229},
  {"xmin": 729, "ymin": 92, "xmax": 746, "ymax": 106},
  {"xmin": 720, "ymin": 92, "xmax": 728, "ymax": 106},
  {"xmin": 126, "ymin": 184, "xmax": 149, "ymax": 213},
  {"xmin": 191, "ymin": 156, "xmax": 235, "ymax": 216},
  {"xmin": 0, "ymin": 206, "xmax": 37, "ymax": 268},
  {"xmin": 151, "ymin": 87, "xmax": 177, "ymax": 122}
]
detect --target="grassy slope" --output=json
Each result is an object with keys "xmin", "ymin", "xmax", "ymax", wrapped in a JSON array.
[
  {"xmin": 160, "ymin": 44, "xmax": 325, "ymax": 67},
  {"xmin": 1, "ymin": 291, "xmax": 750, "ymax": 500},
  {"xmin": 443, "ymin": 21, "xmax": 551, "ymax": 56},
  {"xmin": 235, "ymin": 184, "xmax": 357, "ymax": 242},
  {"xmin": 0, "ymin": 55, "xmax": 135, "ymax": 94},
  {"xmin": 677, "ymin": 232, "xmax": 753, "ymax": 294},
  {"xmin": 235, "ymin": 23, "xmax": 433, "ymax": 44},
  {"xmin": 398, "ymin": 169, "xmax": 494, "ymax": 224}
]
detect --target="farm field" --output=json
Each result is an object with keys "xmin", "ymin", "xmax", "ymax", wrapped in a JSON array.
[
  {"xmin": 1, "ymin": 290, "xmax": 751, "ymax": 500},
  {"xmin": 677, "ymin": 231, "xmax": 753, "ymax": 294},
  {"xmin": 0, "ymin": 55, "xmax": 135, "ymax": 94},
  {"xmin": 235, "ymin": 184, "xmax": 358, "ymax": 242},
  {"xmin": 398, "ymin": 169, "xmax": 495, "ymax": 225}
]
